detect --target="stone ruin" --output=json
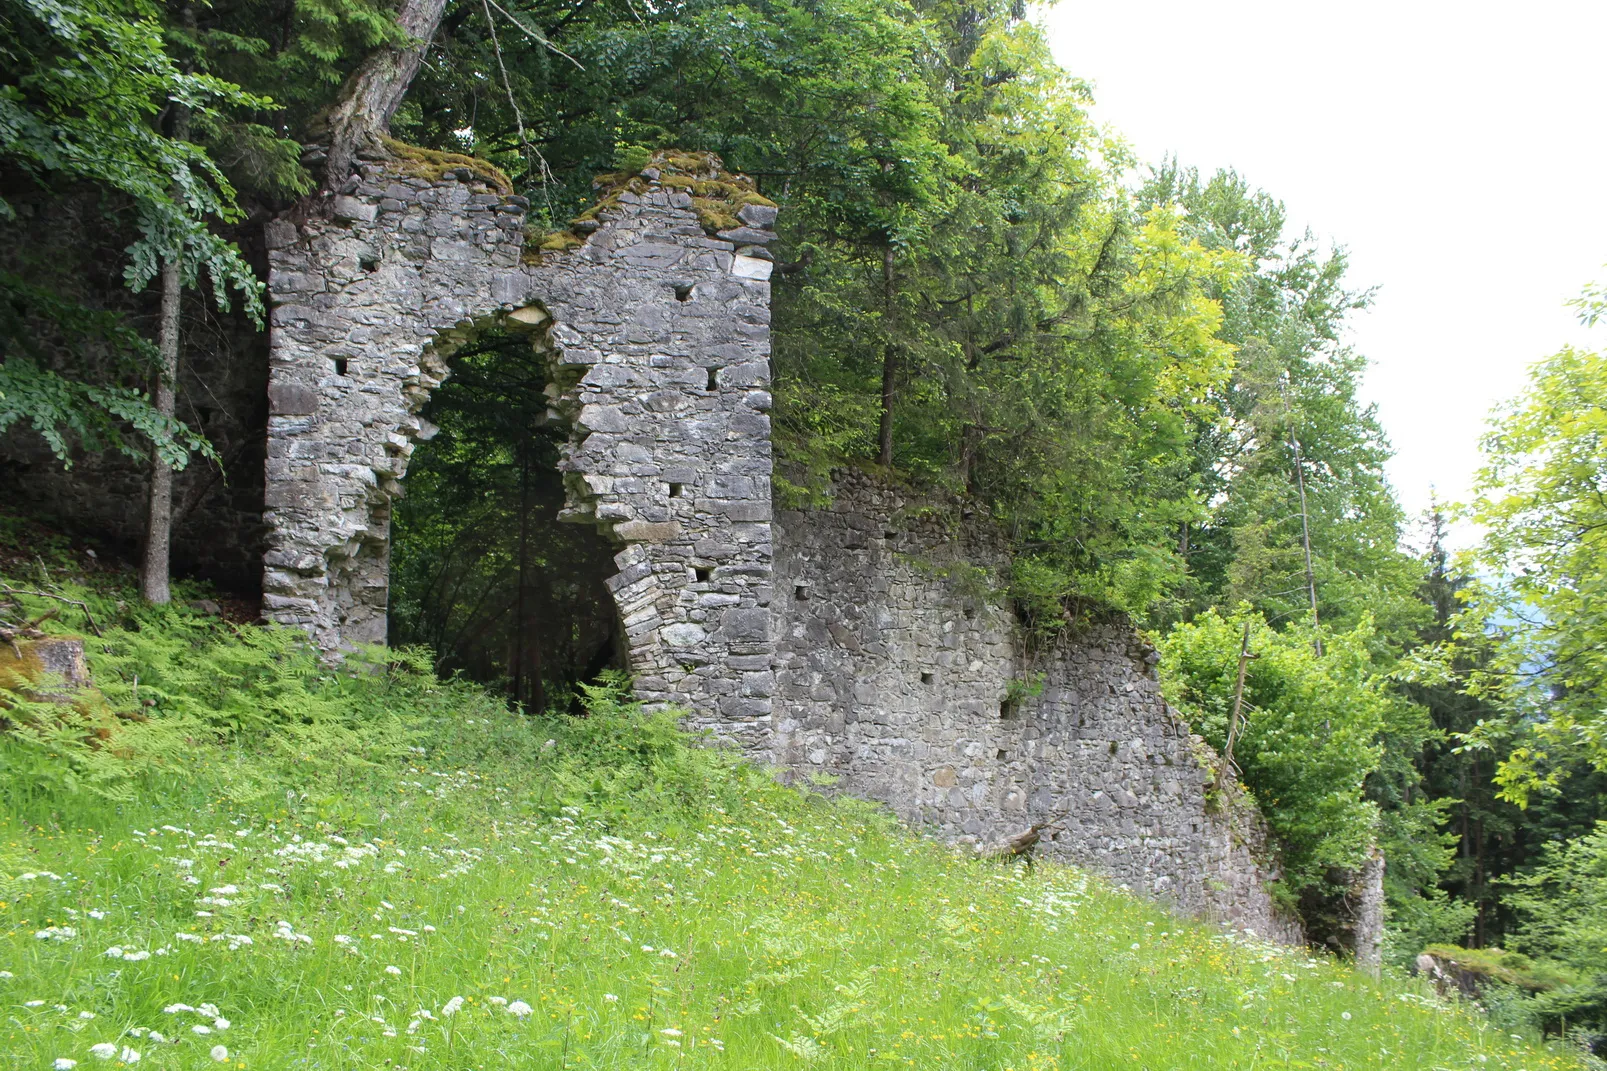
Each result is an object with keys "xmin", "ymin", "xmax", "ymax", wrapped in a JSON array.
[
  {"xmin": 254, "ymin": 148, "xmax": 1326, "ymax": 944},
  {"xmin": 0, "ymin": 143, "xmax": 1368, "ymax": 948},
  {"xmin": 262, "ymin": 153, "xmax": 779, "ymax": 729}
]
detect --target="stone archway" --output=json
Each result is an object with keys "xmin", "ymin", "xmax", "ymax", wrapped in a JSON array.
[
  {"xmin": 261, "ymin": 153, "xmax": 779, "ymax": 734},
  {"xmin": 385, "ymin": 307, "xmax": 626, "ymax": 708}
]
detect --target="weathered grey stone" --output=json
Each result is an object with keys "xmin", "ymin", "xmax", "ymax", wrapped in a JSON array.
[
  {"xmin": 614, "ymin": 519, "xmax": 681, "ymax": 543},
  {"xmin": 737, "ymin": 203, "xmax": 780, "ymax": 228},
  {"xmin": 332, "ymin": 196, "xmax": 378, "ymax": 223},
  {"xmin": 731, "ymin": 255, "xmax": 773, "ymax": 281},
  {"xmin": 716, "ymin": 226, "xmax": 777, "ymax": 245},
  {"xmin": 662, "ymin": 623, "xmax": 707, "ymax": 647},
  {"xmin": 763, "ymin": 470, "xmax": 1305, "ymax": 945},
  {"xmin": 267, "ymin": 382, "xmax": 319, "ymax": 416}
]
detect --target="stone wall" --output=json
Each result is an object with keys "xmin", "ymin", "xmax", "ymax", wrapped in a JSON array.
[
  {"xmin": 261, "ymin": 155, "xmax": 777, "ymax": 727},
  {"xmin": 768, "ymin": 471, "xmax": 1303, "ymax": 942}
]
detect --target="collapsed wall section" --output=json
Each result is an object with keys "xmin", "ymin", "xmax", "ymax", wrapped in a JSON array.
[
  {"xmin": 771, "ymin": 471, "xmax": 1302, "ymax": 942},
  {"xmin": 262, "ymin": 156, "xmax": 776, "ymax": 725}
]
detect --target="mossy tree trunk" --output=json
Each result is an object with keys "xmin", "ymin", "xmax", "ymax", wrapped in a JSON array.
[{"xmin": 318, "ymin": 0, "xmax": 450, "ymax": 189}]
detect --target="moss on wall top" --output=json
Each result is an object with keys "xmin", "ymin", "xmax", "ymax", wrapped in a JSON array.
[
  {"xmin": 380, "ymin": 136, "xmax": 513, "ymax": 194},
  {"xmin": 526, "ymin": 149, "xmax": 776, "ymax": 263}
]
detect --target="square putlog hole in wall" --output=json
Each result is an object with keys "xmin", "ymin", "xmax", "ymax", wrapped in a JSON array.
[
  {"xmin": 668, "ymin": 483, "xmax": 684, "ymax": 498},
  {"xmin": 673, "ymin": 283, "xmax": 694, "ymax": 302},
  {"xmin": 693, "ymin": 566, "xmax": 713, "ymax": 584},
  {"xmin": 706, "ymin": 367, "xmax": 719, "ymax": 392},
  {"xmin": 920, "ymin": 671, "xmax": 934, "ymax": 685},
  {"xmin": 794, "ymin": 584, "xmax": 810, "ymax": 600},
  {"xmin": 359, "ymin": 255, "xmax": 380, "ymax": 273},
  {"xmin": 333, "ymin": 357, "xmax": 350, "ymax": 376}
]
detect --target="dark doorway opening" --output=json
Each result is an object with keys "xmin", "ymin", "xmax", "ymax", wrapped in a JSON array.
[{"xmin": 388, "ymin": 326, "xmax": 620, "ymax": 711}]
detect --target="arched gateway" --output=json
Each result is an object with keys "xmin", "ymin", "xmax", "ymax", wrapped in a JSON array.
[{"xmin": 261, "ymin": 152, "xmax": 778, "ymax": 742}]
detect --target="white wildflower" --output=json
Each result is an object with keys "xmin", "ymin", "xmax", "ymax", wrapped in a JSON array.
[
  {"xmin": 191, "ymin": 1025, "xmax": 212, "ymax": 1035},
  {"xmin": 25, "ymin": 1000, "xmax": 46, "ymax": 1007},
  {"xmin": 384, "ymin": 965, "xmax": 402, "ymax": 976},
  {"xmin": 78, "ymin": 1011, "xmax": 95, "ymax": 1020},
  {"xmin": 120, "ymin": 1048, "xmax": 141, "ymax": 1064},
  {"xmin": 506, "ymin": 1001, "xmax": 533, "ymax": 1018},
  {"xmin": 162, "ymin": 1004, "xmax": 193, "ymax": 1014},
  {"xmin": 603, "ymin": 994, "xmax": 618, "ymax": 1002},
  {"xmin": 488, "ymin": 997, "xmax": 507, "ymax": 1006},
  {"xmin": 210, "ymin": 1046, "xmax": 228, "ymax": 1062},
  {"xmin": 1341, "ymin": 1011, "xmax": 1352, "ymax": 1020},
  {"xmin": 89, "ymin": 1044, "xmax": 117, "ymax": 1060},
  {"xmin": 175, "ymin": 933, "xmax": 202, "ymax": 944},
  {"xmin": 54, "ymin": 1059, "xmax": 78, "ymax": 1069},
  {"xmin": 122, "ymin": 951, "xmax": 151, "ymax": 962},
  {"xmin": 441, "ymin": 996, "xmax": 464, "ymax": 1017},
  {"xmin": 103, "ymin": 947, "xmax": 123, "ymax": 958},
  {"xmin": 88, "ymin": 910, "xmax": 107, "ymax": 920},
  {"xmin": 197, "ymin": 1004, "xmax": 220, "ymax": 1018},
  {"xmin": 0, "ymin": 970, "xmax": 12, "ymax": 978},
  {"xmin": 213, "ymin": 1018, "xmax": 229, "ymax": 1030},
  {"xmin": 661, "ymin": 1028, "xmax": 683, "ymax": 1037}
]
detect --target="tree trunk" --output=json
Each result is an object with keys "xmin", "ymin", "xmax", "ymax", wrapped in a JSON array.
[
  {"xmin": 318, "ymin": 0, "xmax": 451, "ymax": 189},
  {"xmin": 877, "ymin": 244, "xmax": 896, "ymax": 467},
  {"xmin": 140, "ymin": 103, "xmax": 190, "ymax": 605},
  {"xmin": 1290, "ymin": 432, "xmax": 1322, "ymax": 655},
  {"xmin": 513, "ymin": 446, "xmax": 530, "ymax": 708}
]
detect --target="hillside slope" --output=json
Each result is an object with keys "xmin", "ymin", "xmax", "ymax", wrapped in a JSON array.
[{"xmin": 0, "ymin": 562, "xmax": 1585, "ymax": 1070}]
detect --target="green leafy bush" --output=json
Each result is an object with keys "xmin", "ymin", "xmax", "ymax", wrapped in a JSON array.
[{"xmin": 1159, "ymin": 609, "xmax": 1388, "ymax": 894}]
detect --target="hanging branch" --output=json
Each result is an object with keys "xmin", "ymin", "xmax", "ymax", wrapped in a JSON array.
[
  {"xmin": 1217, "ymin": 621, "xmax": 1257, "ymax": 796},
  {"xmin": 480, "ymin": 0, "xmax": 558, "ymax": 223},
  {"xmin": 481, "ymin": 0, "xmax": 585, "ymax": 69}
]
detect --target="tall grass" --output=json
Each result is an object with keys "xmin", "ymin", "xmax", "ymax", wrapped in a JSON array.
[{"xmin": 0, "ymin": 564, "xmax": 1589, "ymax": 1070}]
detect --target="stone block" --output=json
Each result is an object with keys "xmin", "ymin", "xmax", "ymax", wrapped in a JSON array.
[
  {"xmin": 332, "ymin": 196, "xmax": 378, "ymax": 223},
  {"xmin": 268, "ymin": 382, "xmax": 320, "ymax": 416},
  {"xmin": 614, "ymin": 519, "xmax": 681, "ymax": 543},
  {"xmin": 731, "ymin": 255, "xmax": 773, "ymax": 281},
  {"xmin": 737, "ymin": 203, "xmax": 780, "ymax": 228}
]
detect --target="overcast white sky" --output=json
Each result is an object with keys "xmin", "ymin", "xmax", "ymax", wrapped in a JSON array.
[{"xmin": 1041, "ymin": 0, "xmax": 1607, "ymax": 536}]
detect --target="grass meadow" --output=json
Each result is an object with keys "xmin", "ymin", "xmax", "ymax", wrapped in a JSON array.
[
  {"xmin": 0, "ymin": 552, "xmax": 1587, "ymax": 1071},
  {"xmin": 2, "ymin": 691, "xmax": 1588, "ymax": 1071}
]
